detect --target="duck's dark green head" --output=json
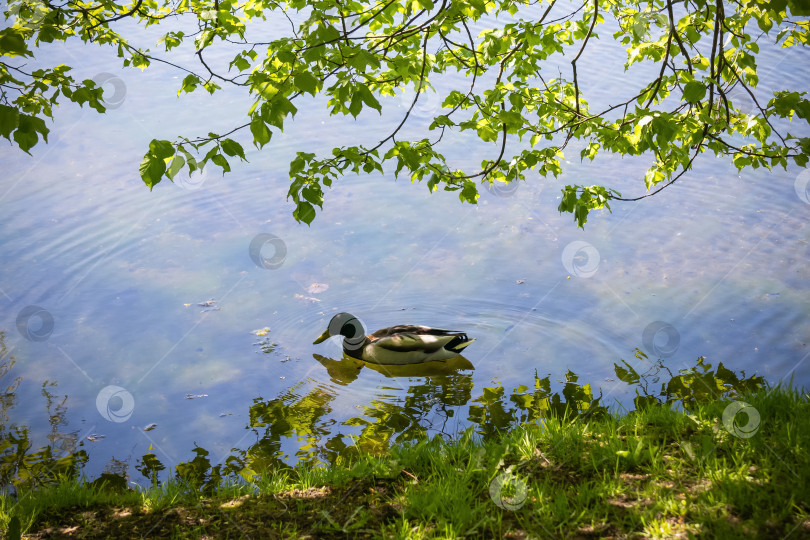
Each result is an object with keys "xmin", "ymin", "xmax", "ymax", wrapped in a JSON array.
[{"xmin": 313, "ymin": 312, "xmax": 366, "ymax": 348}]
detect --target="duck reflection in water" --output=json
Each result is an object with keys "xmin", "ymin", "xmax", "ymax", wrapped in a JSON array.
[{"xmin": 313, "ymin": 353, "xmax": 474, "ymax": 385}]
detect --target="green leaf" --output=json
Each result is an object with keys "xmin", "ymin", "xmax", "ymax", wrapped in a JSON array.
[
  {"xmin": 177, "ymin": 146, "xmax": 199, "ymax": 173},
  {"xmin": 211, "ymin": 153, "xmax": 230, "ymax": 173},
  {"xmin": 276, "ymin": 50, "xmax": 296, "ymax": 64},
  {"xmin": 289, "ymin": 151, "xmax": 315, "ymax": 176},
  {"xmin": 0, "ymin": 28, "xmax": 32, "ymax": 58},
  {"xmin": 301, "ymin": 185, "xmax": 323, "ymax": 207},
  {"xmin": 293, "ymin": 71, "xmax": 320, "ymax": 95},
  {"xmin": 220, "ymin": 138, "xmax": 246, "ymax": 160},
  {"xmin": 140, "ymin": 154, "xmax": 166, "ymax": 189},
  {"xmin": 460, "ymin": 181, "xmax": 478, "ymax": 203},
  {"xmin": 682, "ymin": 81, "xmax": 707, "ymax": 103},
  {"xmin": 358, "ymin": 85, "xmax": 382, "ymax": 114},
  {"xmin": 166, "ymin": 155, "xmax": 185, "ymax": 180},
  {"xmin": 13, "ymin": 114, "xmax": 48, "ymax": 153},
  {"xmin": 293, "ymin": 201, "xmax": 316, "ymax": 225},
  {"xmin": 348, "ymin": 49, "xmax": 381, "ymax": 71},
  {"xmin": 263, "ymin": 97, "xmax": 297, "ymax": 130},
  {"xmin": 349, "ymin": 92, "xmax": 364, "ymax": 118},
  {"xmin": 632, "ymin": 15, "xmax": 647, "ymax": 40},
  {"xmin": 250, "ymin": 117, "xmax": 271, "ymax": 148},
  {"xmin": 178, "ymin": 74, "xmax": 201, "ymax": 95},
  {"xmin": 0, "ymin": 105, "xmax": 20, "ymax": 140},
  {"xmin": 788, "ymin": 0, "xmax": 810, "ymax": 15},
  {"xmin": 139, "ymin": 139, "xmax": 175, "ymax": 189},
  {"xmin": 230, "ymin": 54, "xmax": 250, "ymax": 72},
  {"xmin": 315, "ymin": 24, "xmax": 341, "ymax": 44},
  {"xmin": 149, "ymin": 139, "xmax": 175, "ymax": 160}
]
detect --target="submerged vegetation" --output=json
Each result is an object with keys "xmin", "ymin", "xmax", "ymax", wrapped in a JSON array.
[{"xmin": 2, "ymin": 327, "xmax": 808, "ymax": 538}]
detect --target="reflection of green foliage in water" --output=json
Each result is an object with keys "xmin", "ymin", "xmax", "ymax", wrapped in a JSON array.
[
  {"xmin": 224, "ymin": 373, "xmax": 475, "ymax": 476},
  {"xmin": 174, "ymin": 447, "xmax": 223, "ymax": 495},
  {"xmin": 135, "ymin": 452, "xmax": 166, "ymax": 488},
  {"xmin": 0, "ymin": 331, "xmax": 87, "ymax": 494},
  {"xmin": 615, "ymin": 349, "xmax": 766, "ymax": 411},
  {"xmin": 345, "ymin": 374, "xmax": 474, "ymax": 455},
  {"xmin": 473, "ymin": 369, "xmax": 607, "ymax": 440},
  {"xmin": 212, "ymin": 351, "xmax": 766, "ymax": 487},
  {"xmin": 206, "ymin": 379, "xmax": 340, "ymax": 487},
  {"xmin": 2, "ymin": 339, "xmax": 768, "ymax": 495}
]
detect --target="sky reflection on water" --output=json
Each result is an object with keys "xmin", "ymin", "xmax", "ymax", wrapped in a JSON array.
[{"xmin": 0, "ymin": 15, "xmax": 808, "ymax": 482}]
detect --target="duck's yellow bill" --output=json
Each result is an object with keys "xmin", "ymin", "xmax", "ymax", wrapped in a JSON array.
[{"xmin": 313, "ymin": 329, "xmax": 331, "ymax": 344}]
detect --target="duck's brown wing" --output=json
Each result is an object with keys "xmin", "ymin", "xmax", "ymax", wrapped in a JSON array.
[
  {"xmin": 368, "ymin": 325, "xmax": 464, "ymax": 339},
  {"xmin": 369, "ymin": 327, "xmax": 469, "ymax": 354},
  {"xmin": 370, "ymin": 334, "xmax": 448, "ymax": 353}
]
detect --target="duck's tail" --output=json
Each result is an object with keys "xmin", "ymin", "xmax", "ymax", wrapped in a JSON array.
[{"xmin": 446, "ymin": 334, "xmax": 475, "ymax": 354}]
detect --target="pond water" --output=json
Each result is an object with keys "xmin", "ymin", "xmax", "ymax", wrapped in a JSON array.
[{"xmin": 1, "ymin": 8, "xmax": 809, "ymax": 484}]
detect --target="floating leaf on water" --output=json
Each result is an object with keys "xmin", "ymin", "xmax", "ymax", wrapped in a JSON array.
[
  {"xmin": 183, "ymin": 303, "xmax": 192, "ymax": 307},
  {"xmin": 306, "ymin": 283, "xmax": 329, "ymax": 294},
  {"xmin": 185, "ymin": 393, "xmax": 209, "ymax": 399},
  {"xmin": 143, "ymin": 423, "xmax": 157, "ymax": 432},
  {"xmin": 251, "ymin": 327, "xmax": 271, "ymax": 336},
  {"xmin": 219, "ymin": 412, "xmax": 232, "ymax": 417},
  {"xmin": 294, "ymin": 294, "xmax": 321, "ymax": 302}
]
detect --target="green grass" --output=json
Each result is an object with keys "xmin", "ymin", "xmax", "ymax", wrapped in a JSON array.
[{"xmin": 2, "ymin": 385, "xmax": 810, "ymax": 538}]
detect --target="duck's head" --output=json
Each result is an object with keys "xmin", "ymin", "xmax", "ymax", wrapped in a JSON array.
[{"xmin": 313, "ymin": 312, "xmax": 367, "ymax": 350}]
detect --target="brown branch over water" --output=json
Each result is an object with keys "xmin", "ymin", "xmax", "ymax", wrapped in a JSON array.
[{"xmin": 571, "ymin": 0, "xmax": 599, "ymax": 116}]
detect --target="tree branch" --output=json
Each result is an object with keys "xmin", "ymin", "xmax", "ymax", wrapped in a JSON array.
[{"xmin": 571, "ymin": 0, "xmax": 599, "ymax": 116}]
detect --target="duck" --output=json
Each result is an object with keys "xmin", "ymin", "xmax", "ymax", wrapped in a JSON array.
[{"xmin": 313, "ymin": 312, "xmax": 475, "ymax": 365}]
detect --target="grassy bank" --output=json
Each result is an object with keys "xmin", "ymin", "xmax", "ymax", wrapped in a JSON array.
[{"xmin": 2, "ymin": 385, "xmax": 809, "ymax": 539}]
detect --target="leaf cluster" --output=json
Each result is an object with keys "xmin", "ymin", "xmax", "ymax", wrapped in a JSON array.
[{"xmin": 2, "ymin": 0, "xmax": 808, "ymax": 225}]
